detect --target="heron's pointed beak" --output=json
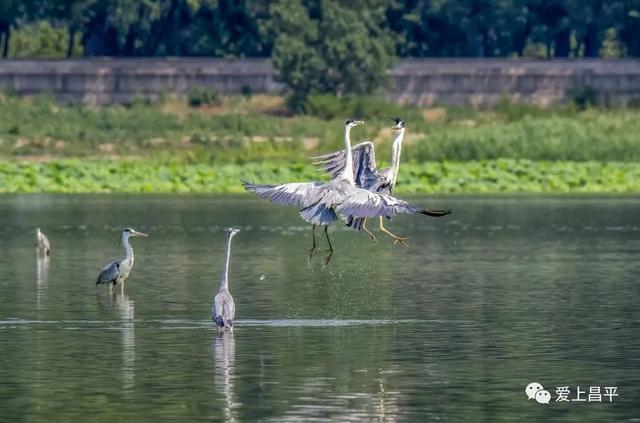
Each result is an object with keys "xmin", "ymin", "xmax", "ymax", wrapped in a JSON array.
[
  {"xmin": 133, "ymin": 231, "xmax": 149, "ymax": 237},
  {"xmin": 391, "ymin": 124, "xmax": 403, "ymax": 132},
  {"xmin": 353, "ymin": 120, "xmax": 365, "ymax": 127}
]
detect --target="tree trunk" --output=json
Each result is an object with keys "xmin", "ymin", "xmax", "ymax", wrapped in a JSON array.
[
  {"xmin": 583, "ymin": 0, "xmax": 603, "ymax": 58},
  {"xmin": 514, "ymin": 19, "xmax": 532, "ymax": 57},
  {"xmin": 2, "ymin": 26, "xmax": 10, "ymax": 58},
  {"xmin": 583, "ymin": 22, "xmax": 600, "ymax": 57},
  {"xmin": 483, "ymin": 29, "xmax": 492, "ymax": 57},
  {"xmin": 67, "ymin": 28, "xmax": 75, "ymax": 57},
  {"xmin": 554, "ymin": 29, "xmax": 571, "ymax": 57},
  {"xmin": 546, "ymin": 36, "xmax": 552, "ymax": 59}
]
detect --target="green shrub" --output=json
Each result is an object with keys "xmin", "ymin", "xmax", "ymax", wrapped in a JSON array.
[
  {"xmin": 240, "ymin": 85, "xmax": 253, "ymax": 98},
  {"xmin": 187, "ymin": 87, "xmax": 220, "ymax": 107},
  {"xmin": 569, "ymin": 85, "xmax": 599, "ymax": 109}
]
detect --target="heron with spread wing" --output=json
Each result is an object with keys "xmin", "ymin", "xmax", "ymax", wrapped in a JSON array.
[
  {"xmin": 96, "ymin": 228, "xmax": 148, "ymax": 293},
  {"xmin": 313, "ymin": 117, "xmax": 421, "ymax": 246},
  {"xmin": 212, "ymin": 228, "xmax": 240, "ymax": 332},
  {"xmin": 243, "ymin": 120, "xmax": 451, "ymax": 264}
]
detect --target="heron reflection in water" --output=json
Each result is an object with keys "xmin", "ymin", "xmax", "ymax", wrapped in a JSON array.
[
  {"xmin": 36, "ymin": 245, "xmax": 50, "ymax": 310},
  {"xmin": 107, "ymin": 292, "xmax": 135, "ymax": 391},
  {"xmin": 213, "ymin": 332, "xmax": 237, "ymax": 423}
]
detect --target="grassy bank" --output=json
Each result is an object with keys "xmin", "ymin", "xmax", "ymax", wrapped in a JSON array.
[
  {"xmin": 2, "ymin": 93, "xmax": 640, "ymax": 163},
  {"xmin": 2, "ymin": 93, "xmax": 640, "ymax": 194},
  {"xmin": 2, "ymin": 159, "xmax": 640, "ymax": 194}
]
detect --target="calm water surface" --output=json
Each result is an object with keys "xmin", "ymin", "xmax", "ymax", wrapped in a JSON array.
[{"xmin": 0, "ymin": 194, "xmax": 639, "ymax": 422}]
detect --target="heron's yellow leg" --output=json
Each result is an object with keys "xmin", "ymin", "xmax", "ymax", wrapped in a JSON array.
[
  {"xmin": 361, "ymin": 218, "xmax": 376, "ymax": 241},
  {"xmin": 379, "ymin": 217, "xmax": 409, "ymax": 248}
]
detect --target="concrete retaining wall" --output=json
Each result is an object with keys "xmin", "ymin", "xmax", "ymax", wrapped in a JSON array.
[{"xmin": 1, "ymin": 58, "xmax": 639, "ymax": 106}]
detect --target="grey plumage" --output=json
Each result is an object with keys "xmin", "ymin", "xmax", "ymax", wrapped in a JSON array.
[
  {"xmin": 212, "ymin": 228, "xmax": 240, "ymax": 331},
  {"xmin": 312, "ymin": 118, "xmax": 450, "ymax": 245},
  {"xmin": 36, "ymin": 227, "xmax": 50, "ymax": 256},
  {"xmin": 244, "ymin": 119, "xmax": 451, "ymax": 260},
  {"xmin": 313, "ymin": 141, "xmax": 383, "ymax": 194},
  {"xmin": 96, "ymin": 260, "xmax": 121, "ymax": 285},
  {"xmin": 313, "ymin": 118, "xmax": 404, "ymax": 232},
  {"xmin": 96, "ymin": 228, "xmax": 148, "ymax": 291}
]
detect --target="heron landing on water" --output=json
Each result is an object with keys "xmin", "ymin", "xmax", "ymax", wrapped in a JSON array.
[
  {"xmin": 212, "ymin": 228, "xmax": 240, "ymax": 332},
  {"xmin": 313, "ymin": 117, "xmax": 419, "ymax": 246},
  {"xmin": 244, "ymin": 120, "xmax": 451, "ymax": 265},
  {"xmin": 96, "ymin": 228, "xmax": 148, "ymax": 294},
  {"xmin": 36, "ymin": 227, "xmax": 50, "ymax": 256}
]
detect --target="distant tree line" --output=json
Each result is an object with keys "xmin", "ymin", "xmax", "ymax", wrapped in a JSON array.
[{"xmin": 1, "ymin": 0, "xmax": 639, "ymax": 60}]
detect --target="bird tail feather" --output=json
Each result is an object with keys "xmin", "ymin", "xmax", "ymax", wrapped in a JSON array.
[{"xmin": 419, "ymin": 209, "xmax": 452, "ymax": 217}]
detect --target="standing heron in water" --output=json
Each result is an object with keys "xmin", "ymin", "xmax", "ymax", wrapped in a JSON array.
[
  {"xmin": 212, "ymin": 228, "xmax": 240, "ymax": 332},
  {"xmin": 313, "ymin": 117, "xmax": 421, "ymax": 246},
  {"xmin": 96, "ymin": 228, "xmax": 148, "ymax": 293},
  {"xmin": 243, "ymin": 120, "xmax": 451, "ymax": 264},
  {"xmin": 36, "ymin": 227, "xmax": 50, "ymax": 256}
]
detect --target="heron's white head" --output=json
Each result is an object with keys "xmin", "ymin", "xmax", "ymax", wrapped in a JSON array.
[
  {"xmin": 390, "ymin": 117, "xmax": 405, "ymax": 134},
  {"xmin": 123, "ymin": 227, "xmax": 149, "ymax": 238},
  {"xmin": 345, "ymin": 119, "xmax": 365, "ymax": 129},
  {"xmin": 227, "ymin": 227, "xmax": 240, "ymax": 238}
]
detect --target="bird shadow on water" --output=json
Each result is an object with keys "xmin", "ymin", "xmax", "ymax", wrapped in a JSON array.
[{"xmin": 212, "ymin": 332, "xmax": 238, "ymax": 423}]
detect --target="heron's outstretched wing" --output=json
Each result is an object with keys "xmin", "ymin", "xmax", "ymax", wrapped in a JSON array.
[
  {"xmin": 242, "ymin": 181, "xmax": 323, "ymax": 207},
  {"xmin": 212, "ymin": 291, "xmax": 235, "ymax": 328},
  {"xmin": 312, "ymin": 142, "xmax": 380, "ymax": 189},
  {"xmin": 96, "ymin": 260, "xmax": 120, "ymax": 285},
  {"xmin": 337, "ymin": 188, "xmax": 452, "ymax": 219}
]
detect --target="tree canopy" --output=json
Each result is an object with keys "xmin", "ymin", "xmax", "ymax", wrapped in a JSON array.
[
  {"xmin": 267, "ymin": 0, "xmax": 395, "ymax": 108},
  {"xmin": 0, "ymin": 0, "xmax": 638, "ymax": 59}
]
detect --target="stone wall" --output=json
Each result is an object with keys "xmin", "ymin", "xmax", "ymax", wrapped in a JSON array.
[{"xmin": 1, "ymin": 58, "xmax": 639, "ymax": 106}]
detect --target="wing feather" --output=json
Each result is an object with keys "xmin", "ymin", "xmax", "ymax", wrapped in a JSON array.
[
  {"xmin": 96, "ymin": 260, "xmax": 120, "ymax": 285},
  {"xmin": 243, "ymin": 181, "xmax": 323, "ymax": 208},
  {"xmin": 212, "ymin": 291, "xmax": 235, "ymax": 328},
  {"xmin": 312, "ymin": 142, "xmax": 380, "ymax": 189},
  {"xmin": 337, "ymin": 188, "xmax": 452, "ymax": 219}
]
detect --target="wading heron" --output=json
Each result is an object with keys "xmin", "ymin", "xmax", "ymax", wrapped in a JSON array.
[
  {"xmin": 212, "ymin": 228, "xmax": 240, "ymax": 332},
  {"xmin": 36, "ymin": 227, "xmax": 50, "ymax": 256},
  {"xmin": 313, "ymin": 117, "xmax": 424, "ymax": 246},
  {"xmin": 96, "ymin": 228, "xmax": 148, "ymax": 293},
  {"xmin": 243, "ymin": 120, "xmax": 451, "ymax": 264}
]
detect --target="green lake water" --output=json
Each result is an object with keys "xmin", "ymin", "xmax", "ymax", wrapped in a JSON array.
[{"xmin": 0, "ymin": 194, "xmax": 638, "ymax": 421}]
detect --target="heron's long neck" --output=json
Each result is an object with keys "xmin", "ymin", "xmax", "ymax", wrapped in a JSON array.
[
  {"xmin": 389, "ymin": 129, "xmax": 405, "ymax": 187},
  {"xmin": 220, "ymin": 235, "xmax": 233, "ymax": 290},
  {"xmin": 341, "ymin": 126, "xmax": 355, "ymax": 185},
  {"xmin": 122, "ymin": 234, "xmax": 134, "ymax": 261}
]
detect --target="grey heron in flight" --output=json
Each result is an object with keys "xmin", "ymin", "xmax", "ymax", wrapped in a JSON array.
[
  {"xmin": 96, "ymin": 228, "xmax": 148, "ymax": 293},
  {"xmin": 36, "ymin": 227, "xmax": 50, "ymax": 256},
  {"xmin": 313, "ymin": 117, "xmax": 426, "ymax": 246},
  {"xmin": 212, "ymin": 228, "xmax": 240, "ymax": 332},
  {"xmin": 243, "ymin": 120, "xmax": 451, "ymax": 264}
]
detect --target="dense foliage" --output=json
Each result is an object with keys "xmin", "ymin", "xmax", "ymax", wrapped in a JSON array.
[
  {"xmin": 267, "ymin": 0, "xmax": 395, "ymax": 108},
  {"xmin": 2, "ymin": 159, "xmax": 640, "ymax": 194},
  {"xmin": 1, "ymin": 0, "xmax": 639, "ymax": 59}
]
